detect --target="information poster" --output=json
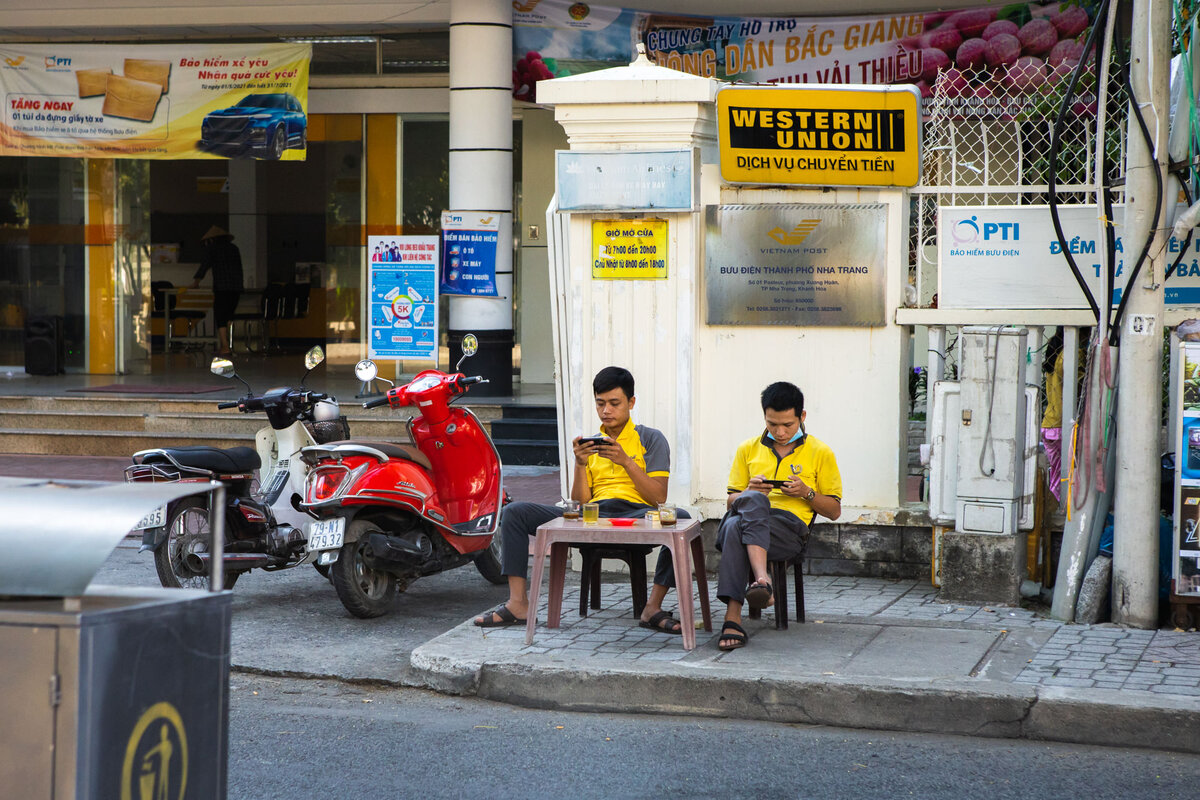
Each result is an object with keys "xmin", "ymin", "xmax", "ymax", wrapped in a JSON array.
[
  {"xmin": 367, "ymin": 235, "xmax": 438, "ymax": 361},
  {"xmin": 704, "ymin": 203, "xmax": 886, "ymax": 326},
  {"xmin": 591, "ymin": 219, "xmax": 668, "ymax": 279},
  {"xmin": 440, "ymin": 211, "xmax": 501, "ymax": 297},
  {"xmin": 1175, "ymin": 342, "xmax": 1200, "ymax": 596},
  {"xmin": 0, "ymin": 42, "xmax": 310, "ymax": 160}
]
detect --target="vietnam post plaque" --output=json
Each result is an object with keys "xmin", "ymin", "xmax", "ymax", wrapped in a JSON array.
[{"xmin": 705, "ymin": 204, "xmax": 886, "ymax": 326}]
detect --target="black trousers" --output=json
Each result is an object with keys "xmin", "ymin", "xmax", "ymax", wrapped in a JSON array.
[{"xmin": 653, "ymin": 492, "xmax": 806, "ymax": 603}]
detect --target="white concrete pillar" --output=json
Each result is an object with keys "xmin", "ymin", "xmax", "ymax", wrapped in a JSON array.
[
  {"xmin": 448, "ymin": 0, "xmax": 513, "ymax": 394},
  {"xmin": 227, "ymin": 160, "xmax": 261, "ymax": 288}
]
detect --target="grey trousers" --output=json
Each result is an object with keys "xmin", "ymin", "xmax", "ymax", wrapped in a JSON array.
[{"xmin": 712, "ymin": 491, "xmax": 808, "ymax": 604}]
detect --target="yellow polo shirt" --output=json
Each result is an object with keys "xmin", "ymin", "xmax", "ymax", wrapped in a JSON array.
[
  {"xmin": 727, "ymin": 431, "xmax": 842, "ymax": 524},
  {"xmin": 587, "ymin": 421, "xmax": 670, "ymax": 505}
]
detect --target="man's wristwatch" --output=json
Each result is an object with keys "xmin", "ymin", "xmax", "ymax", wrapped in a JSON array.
[{"xmin": 805, "ymin": 488, "xmax": 816, "ymax": 501}]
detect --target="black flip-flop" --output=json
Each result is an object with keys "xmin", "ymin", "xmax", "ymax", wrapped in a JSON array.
[
  {"xmin": 745, "ymin": 580, "xmax": 774, "ymax": 611},
  {"xmin": 717, "ymin": 620, "xmax": 747, "ymax": 651},
  {"xmin": 474, "ymin": 604, "xmax": 526, "ymax": 627},
  {"xmin": 638, "ymin": 609, "xmax": 683, "ymax": 635}
]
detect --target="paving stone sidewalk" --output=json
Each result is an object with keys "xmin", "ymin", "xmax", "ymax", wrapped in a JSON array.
[{"xmin": 477, "ymin": 574, "xmax": 1200, "ymax": 701}]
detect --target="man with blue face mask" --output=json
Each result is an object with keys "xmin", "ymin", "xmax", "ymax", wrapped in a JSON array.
[{"xmin": 713, "ymin": 381, "xmax": 842, "ymax": 651}]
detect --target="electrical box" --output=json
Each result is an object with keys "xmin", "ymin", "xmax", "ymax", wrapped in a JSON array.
[
  {"xmin": 954, "ymin": 326, "xmax": 1028, "ymax": 535},
  {"xmin": 928, "ymin": 380, "xmax": 961, "ymax": 525}
]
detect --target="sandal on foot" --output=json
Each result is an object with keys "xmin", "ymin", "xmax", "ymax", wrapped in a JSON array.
[
  {"xmin": 745, "ymin": 580, "xmax": 774, "ymax": 611},
  {"xmin": 717, "ymin": 620, "xmax": 747, "ymax": 651},
  {"xmin": 473, "ymin": 604, "xmax": 526, "ymax": 627},
  {"xmin": 638, "ymin": 609, "xmax": 683, "ymax": 635}
]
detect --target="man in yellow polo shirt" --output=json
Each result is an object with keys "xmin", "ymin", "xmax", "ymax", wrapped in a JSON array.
[
  {"xmin": 716, "ymin": 381, "xmax": 842, "ymax": 651},
  {"xmin": 474, "ymin": 366, "xmax": 687, "ymax": 634}
]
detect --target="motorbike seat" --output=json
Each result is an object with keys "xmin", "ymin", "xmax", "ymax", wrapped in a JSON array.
[
  {"xmin": 335, "ymin": 440, "xmax": 433, "ymax": 471},
  {"xmin": 143, "ymin": 446, "xmax": 262, "ymax": 473}
]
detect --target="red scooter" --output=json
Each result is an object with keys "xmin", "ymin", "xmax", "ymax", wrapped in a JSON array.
[{"xmin": 300, "ymin": 335, "xmax": 505, "ymax": 618}]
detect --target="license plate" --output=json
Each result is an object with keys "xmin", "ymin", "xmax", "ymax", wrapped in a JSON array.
[
  {"xmin": 307, "ymin": 517, "xmax": 346, "ymax": 552},
  {"xmin": 133, "ymin": 505, "xmax": 167, "ymax": 530}
]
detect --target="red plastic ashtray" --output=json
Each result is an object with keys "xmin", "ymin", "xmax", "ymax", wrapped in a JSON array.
[{"xmin": 608, "ymin": 518, "xmax": 637, "ymax": 526}]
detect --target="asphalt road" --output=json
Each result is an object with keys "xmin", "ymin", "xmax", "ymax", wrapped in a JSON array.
[
  {"xmin": 229, "ymin": 675, "xmax": 1200, "ymax": 800},
  {"xmin": 95, "ymin": 538, "xmax": 511, "ymax": 681}
]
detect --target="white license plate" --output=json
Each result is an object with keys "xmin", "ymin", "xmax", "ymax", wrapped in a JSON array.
[
  {"xmin": 133, "ymin": 505, "xmax": 167, "ymax": 530},
  {"xmin": 307, "ymin": 517, "xmax": 346, "ymax": 552}
]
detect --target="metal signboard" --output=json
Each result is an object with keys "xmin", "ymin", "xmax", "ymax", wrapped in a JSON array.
[
  {"xmin": 717, "ymin": 85, "xmax": 921, "ymax": 187},
  {"xmin": 704, "ymin": 203, "xmax": 886, "ymax": 326},
  {"xmin": 591, "ymin": 218, "xmax": 668, "ymax": 279},
  {"xmin": 557, "ymin": 149, "xmax": 695, "ymax": 211},
  {"xmin": 940, "ymin": 204, "xmax": 1200, "ymax": 309},
  {"xmin": 367, "ymin": 235, "xmax": 439, "ymax": 361}
]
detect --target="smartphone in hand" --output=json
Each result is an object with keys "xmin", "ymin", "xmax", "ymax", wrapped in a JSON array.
[{"xmin": 578, "ymin": 435, "xmax": 608, "ymax": 448}]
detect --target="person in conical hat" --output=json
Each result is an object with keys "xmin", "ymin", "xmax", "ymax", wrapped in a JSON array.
[{"xmin": 191, "ymin": 224, "xmax": 243, "ymax": 356}]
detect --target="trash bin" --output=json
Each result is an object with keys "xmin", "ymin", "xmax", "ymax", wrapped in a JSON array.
[
  {"xmin": 24, "ymin": 314, "xmax": 65, "ymax": 375},
  {"xmin": 0, "ymin": 478, "xmax": 230, "ymax": 799},
  {"xmin": 0, "ymin": 586, "xmax": 230, "ymax": 799}
]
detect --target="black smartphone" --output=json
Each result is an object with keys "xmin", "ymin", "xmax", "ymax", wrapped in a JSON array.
[
  {"xmin": 579, "ymin": 435, "xmax": 608, "ymax": 447},
  {"xmin": 761, "ymin": 478, "xmax": 790, "ymax": 488}
]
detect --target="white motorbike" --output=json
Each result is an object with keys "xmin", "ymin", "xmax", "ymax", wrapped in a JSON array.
[{"xmin": 126, "ymin": 346, "xmax": 348, "ymax": 589}]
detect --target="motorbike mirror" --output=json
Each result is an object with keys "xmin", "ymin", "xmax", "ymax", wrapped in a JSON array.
[
  {"xmin": 354, "ymin": 359, "xmax": 378, "ymax": 382},
  {"xmin": 304, "ymin": 345, "xmax": 325, "ymax": 371},
  {"xmin": 211, "ymin": 357, "xmax": 235, "ymax": 378},
  {"xmin": 455, "ymin": 333, "xmax": 478, "ymax": 371}
]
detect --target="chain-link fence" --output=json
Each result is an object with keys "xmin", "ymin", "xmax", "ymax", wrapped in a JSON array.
[{"xmin": 911, "ymin": 53, "xmax": 1129, "ymax": 315}]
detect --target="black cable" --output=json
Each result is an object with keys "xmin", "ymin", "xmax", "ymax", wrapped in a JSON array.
[
  {"xmin": 1048, "ymin": 0, "xmax": 1111, "ymax": 322},
  {"xmin": 1109, "ymin": 2, "xmax": 1165, "ymax": 344}
]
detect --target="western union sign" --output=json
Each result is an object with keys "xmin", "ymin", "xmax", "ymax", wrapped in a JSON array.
[{"xmin": 717, "ymin": 85, "xmax": 921, "ymax": 187}]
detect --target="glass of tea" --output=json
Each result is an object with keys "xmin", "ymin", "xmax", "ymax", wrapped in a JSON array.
[
  {"xmin": 562, "ymin": 499, "xmax": 581, "ymax": 520},
  {"xmin": 582, "ymin": 502, "xmax": 600, "ymax": 524}
]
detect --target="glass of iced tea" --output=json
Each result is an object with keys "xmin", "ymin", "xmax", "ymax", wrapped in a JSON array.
[
  {"xmin": 582, "ymin": 502, "xmax": 600, "ymax": 524},
  {"xmin": 562, "ymin": 500, "xmax": 581, "ymax": 520}
]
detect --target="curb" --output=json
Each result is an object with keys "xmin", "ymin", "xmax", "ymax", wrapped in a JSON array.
[{"xmin": 409, "ymin": 631, "xmax": 1200, "ymax": 754}]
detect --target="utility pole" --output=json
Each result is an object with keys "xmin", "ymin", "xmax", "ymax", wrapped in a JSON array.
[{"xmin": 1112, "ymin": 0, "xmax": 1170, "ymax": 628}]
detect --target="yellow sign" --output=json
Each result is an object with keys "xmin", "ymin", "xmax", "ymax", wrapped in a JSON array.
[
  {"xmin": 717, "ymin": 85, "xmax": 921, "ymax": 187},
  {"xmin": 122, "ymin": 701, "xmax": 189, "ymax": 800},
  {"xmin": 591, "ymin": 219, "xmax": 668, "ymax": 279}
]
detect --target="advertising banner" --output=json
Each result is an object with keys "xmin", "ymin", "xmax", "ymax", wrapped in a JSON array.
[
  {"xmin": 704, "ymin": 204, "xmax": 886, "ymax": 326},
  {"xmin": 557, "ymin": 149, "xmax": 694, "ymax": 211},
  {"xmin": 513, "ymin": 1, "xmax": 1097, "ymax": 115},
  {"xmin": 0, "ymin": 42, "xmax": 310, "ymax": 160},
  {"xmin": 717, "ymin": 85, "xmax": 921, "ymax": 187},
  {"xmin": 367, "ymin": 235, "xmax": 439, "ymax": 361},
  {"xmin": 1174, "ymin": 342, "xmax": 1200, "ymax": 596},
  {"xmin": 440, "ymin": 211, "xmax": 503, "ymax": 297},
  {"xmin": 939, "ymin": 205, "xmax": 1200, "ymax": 310},
  {"xmin": 591, "ymin": 218, "xmax": 668, "ymax": 279}
]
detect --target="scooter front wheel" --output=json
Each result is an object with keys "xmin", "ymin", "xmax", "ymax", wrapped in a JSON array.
[
  {"xmin": 473, "ymin": 535, "xmax": 505, "ymax": 585},
  {"xmin": 153, "ymin": 497, "xmax": 241, "ymax": 590},
  {"xmin": 331, "ymin": 520, "xmax": 397, "ymax": 618}
]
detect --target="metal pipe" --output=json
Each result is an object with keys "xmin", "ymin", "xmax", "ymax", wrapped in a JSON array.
[{"xmin": 209, "ymin": 482, "xmax": 225, "ymax": 592}]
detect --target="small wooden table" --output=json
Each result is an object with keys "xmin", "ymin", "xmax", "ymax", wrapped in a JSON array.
[{"xmin": 525, "ymin": 516, "xmax": 712, "ymax": 651}]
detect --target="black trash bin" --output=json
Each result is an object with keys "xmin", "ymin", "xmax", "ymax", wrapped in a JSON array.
[{"xmin": 24, "ymin": 314, "xmax": 65, "ymax": 375}]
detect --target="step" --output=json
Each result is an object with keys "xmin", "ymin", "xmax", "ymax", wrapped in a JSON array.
[
  {"xmin": 0, "ymin": 428, "xmax": 257, "ymax": 458},
  {"xmin": 499, "ymin": 404, "xmax": 557, "ymax": 421},
  {"xmin": 490, "ymin": 418, "xmax": 558, "ymax": 440},
  {"xmin": 494, "ymin": 439, "xmax": 560, "ymax": 467}
]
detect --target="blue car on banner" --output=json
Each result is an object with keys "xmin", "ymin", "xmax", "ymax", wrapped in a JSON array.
[{"xmin": 199, "ymin": 93, "xmax": 306, "ymax": 160}]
